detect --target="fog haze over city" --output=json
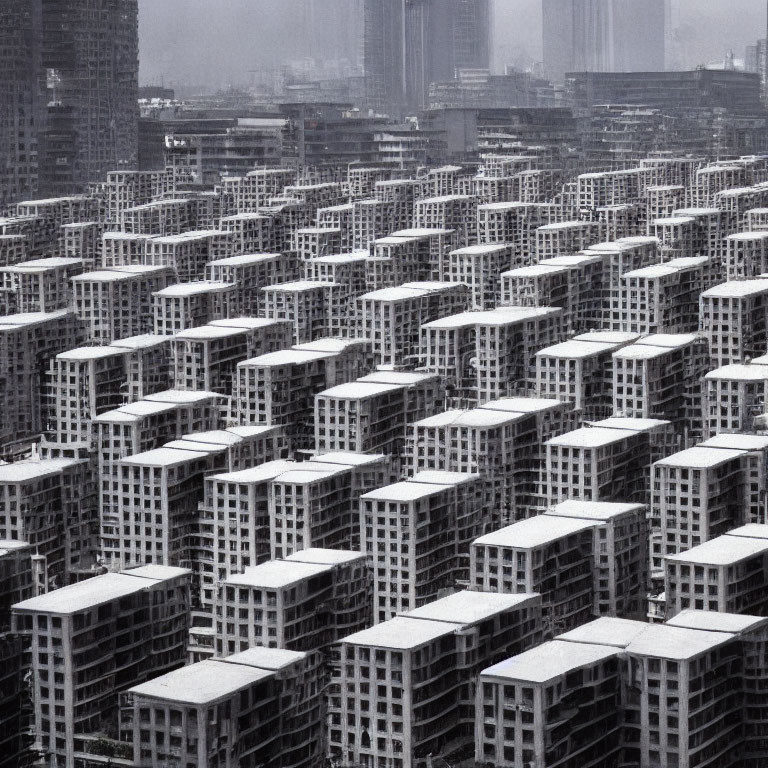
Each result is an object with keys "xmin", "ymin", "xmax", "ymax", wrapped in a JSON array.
[{"xmin": 139, "ymin": 0, "xmax": 768, "ymax": 89}]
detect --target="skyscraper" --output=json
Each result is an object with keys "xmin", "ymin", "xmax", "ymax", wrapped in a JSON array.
[
  {"xmin": 364, "ymin": 0, "xmax": 491, "ymax": 112},
  {"xmin": 40, "ymin": 0, "xmax": 139, "ymax": 195},
  {"xmin": 543, "ymin": 0, "xmax": 666, "ymax": 82},
  {"xmin": 0, "ymin": 0, "xmax": 45, "ymax": 209}
]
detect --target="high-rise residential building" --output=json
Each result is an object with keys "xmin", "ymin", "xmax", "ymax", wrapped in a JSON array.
[
  {"xmin": 12, "ymin": 565, "xmax": 190, "ymax": 768},
  {"xmin": 364, "ymin": 0, "xmax": 491, "ymax": 112},
  {"xmin": 665, "ymin": 525, "xmax": 768, "ymax": 619},
  {"xmin": 361, "ymin": 470, "xmax": 488, "ymax": 623},
  {"xmin": 122, "ymin": 647, "xmax": 322, "ymax": 768},
  {"xmin": 0, "ymin": 0, "xmax": 45, "ymax": 208},
  {"xmin": 40, "ymin": 0, "xmax": 139, "ymax": 196},
  {"xmin": 543, "ymin": 0, "xmax": 666, "ymax": 82},
  {"xmin": 330, "ymin": 590, "xmax": 542, "ymax": 768},
  {"xmin": 215, "ymin": 548, "xmax": 371, "ymax": 658}
]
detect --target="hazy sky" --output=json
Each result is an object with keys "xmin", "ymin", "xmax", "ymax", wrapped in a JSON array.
[{"xmin": 138, "ymin": 0, "xmax": 768, "ymax": 89}]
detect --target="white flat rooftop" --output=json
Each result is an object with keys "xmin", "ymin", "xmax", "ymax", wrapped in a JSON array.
[
  {"xmin": 121, "ymin": 446, "xmax": 214, "ymax": 467},
  {"xmin": 128, "ymin": 659, "xmax": 272, "ymax": 705},
  {"xmin": 318, "ymin": 381, "xmax": 402, "ymax": 399},
  {"xmin": 481, "ymin": 397, "xmax": 564, "ymax": 414},
  {"xmin": 310, "ymin": 451, "xmax": 387, "ymax": 467},
  {"xmin": 625, "ymin": 624, "xmax": 734, "ymax": 660},
  {"xmin": 656, "ymin": 446, "xmax": 745, "ymax": 469},
  {"xmin": 360, "ymin": 370, "xmax": 437, "ymax": 386},
  {"xmin": 145, "ymin": 389, "xmax": 220, "ymax": 404},
  {"xmin": 241, "ymin": 349, "xmax": 333, "ymax": 367},
  {"xmin": 700, "ymin": 434, "xmax": 768, "ymax": 451},
  {"xmin": 154, "ymin": 281, "xmax": 235, "ymax": 297},
  {"xmin": 173, "ymin": 325, "xmax": 245, "ymax": 341},
  {"xmin": 293, "ymin": 338, "xmax": 366, "ymax": 354},
  {"xmin": 546, "ymin": 426, "xmax": 638, "ymax": 448},
  {"xmin": 285, "ymin": 548, "xmax": 365, "ymax": 566},
  {"xmin": 0, "ymin": 459, "xmax": 79, "ymax": 483},
  {"xmin": 590, "ymin": 417, "xmax": 669, "ymax": 433},
  {"xmin": 705, "ymin": 364, "xmax": 768, "ymax": 381},
  {"xmin": 636, "ymin": 333, "xmax": 699, "ymax": 349},
  {"xmin": 361, "ymin": 480, "xmax": 453, "ymax": 503},
  {"xmin": 261, "ymin": 280, "xmax": 336, "ymax": 292},
  {"xmin": 403, "ymin": 590, "xmax": 539, "ymax": 625},
  {"xmin": 536, "ymin": 340, "xmax": 616, "ymax": 359},
  {"xmin": 702, "ymin": 279, "xmax": 768, "ymax": 298},
  {"xmin": 556, "ymin": 618, "xmax": 649, "ymax": 648},
  {"xmin": 209, "ymin": 460, "xmax": 296, "ymax": 485},
  {"xmin": 670, "ymin": 532, "xmax": 768, "ymax": 565},
  {"xmin": 411, "ymin": 470, "xmax": 480, "ymax": 485},
  {"xmin": 225, "ymin": 559, "xmax": 332, "ymax": 588},
  {"xmin": 474, "ymin": 515, "xmax": 597, "ymax": 549},
  {"xmin": 666, "ymin": 609, "xmax": 768, "ymax": 634},
  {"xmin": 57, "ymin": 346, "xmax": 128, "ymax": 362},
  {"xmin": 412, "ymin": 410, "xmax": 464, "ymax": 428},
  {"xmin": 481, "ymin": 640, "xmax": 618, "ymax": 684},
  {"xmin": 360, "ymin": 286, "xmax": 430, "ymax": 301},
  {"xmin": 207, "ymin": 253, "xmax": 281, "ymax": 266},
  {"xmin": 342, "ymin": 615, "xmax": 462, "ymax": 650},
  {"xmin": 13, "ymin": 569, "xmax": 186, "ymax": 615},
  {"xmin": 423, "ymin": 306, "xmax": 560, "ymax": 329},
  {"xmin": 725, "ymin": 523, "xmax": 768, "ymax": 540},
  {"xmin": 547, "ymin": 500, "xmax": 644, "ymax": 521},
  {"xmin": 222, "ymin": 647, "xmax": 305, "ymax": 671}
]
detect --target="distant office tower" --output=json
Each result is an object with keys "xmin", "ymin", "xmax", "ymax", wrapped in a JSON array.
[
  {"xmin": 40, "ymin": 0, "xmax": 139, "ymax": 195},
  {"xmin": 0, "ymin": 0, "xmax": 45, "ymax": 208},
  {"xmin": 364, "ymin": 0, "xmax": 491, "ymax": 111},
  {"xmin": 543, "ymin": 0, "xmax": 666, "ymax": 82}
]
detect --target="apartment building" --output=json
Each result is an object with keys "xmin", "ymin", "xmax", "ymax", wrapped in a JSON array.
[
  {"xmin": 476, "ymin": 638, "xmax": 623, "ymax": 768},
  {"xmin": 665, "ymin": 525, "xmax": 768, "ymax": 618},
  {"xmin": 233, "ymin": 339, "xmax": 373, "ymax": 454},
  {"xmin": 72, "ymin": 266, "xmax": 174, "ymax": 345},
  {"xmin": 220, "ymin": 212, "xmax": 275, "ymax": 254},
  {"xmin": 205, "ymin": 253, "xmax": 292, "ymax": 315},
  {"xmin": 152, "ymin": 281, "xmax": 237, "ymax": 335},
  {"xmin": 478, "ymin": 611, "xmax": 768, "ymax": 768},
  {"xmin": 369, "ymin": 228, "xmax": 456, "ymax": 288},
  {"xmin": 408, "ymin": 397, "xmax": 580, "ymax": 524},
  {"xmin": 121, "ymin": 199, "xmax": 199, "ymax": 237},
  {"xmin": 703, "ymin": 363, "xmax": 768, "ymax": 436},
  {"xmin": 144, "ymin": 230, "xmax": 222, "ymax": 283},
  {"xmin": 650, "ymin": 445, "xmax": 749, "ymax": 578},
  {"xmin": 41, "ymin": 346, "xmax": 135, "ymax": 456},
  {"xmin": 420, "ymin": 306, "xmax": 564, "ymax": 406},
  {"xmin": 101, "ymin": 231, "xmax": 155, "ymax": 267},
  {"xmin": 361, "ymin": 471, "xmax": 487, "ymax": 623},
  {"xmin": 260, "ymin": 280, "xmax": 338, "ymax": 344},
  {"xmin": 444, "ymin": 244, "xmax": 512, "ymax": 309},
  {"xmin": 587, "ymin": 235, "xmax": 661, "ymax": 295},
  {"xmin": 651, "ymin": 215, "xmax": 697, "ymax": 260},
  {"xmin": 477, "ymin": 201, "xmax": 553, "ymax": 260},
  {"xmin": 11, "ymin": 566, "xmax": 191, "ymax": 768},
  {"xmin": 535, "ymin": 220, "xmax": 603, "ymax": 260},
  {"xmin": 613, "ymin": 334, "xmax": 710, "ymax": 440},
  {"xmin": 470, "ymin": 511, "xmax": 609, "ymax": 632},
  {"xmin": 0, "ymin": 310, "xmax": 84, "ymax": 455},
  {"xmin": 122, "ymin": 647, "xmax": 321, "ymax": 768},
  {"xmin": 0, "ymin": 458, "xmax": 98, "ymax": 589},
  {"xmin": 314, "ymin": 371, "xmax": 443, "ymax": 461},
  {"xmin": 615, "ymin": 256, "xmax": 710, "ymax": 335},
  {"xmin": 645, "ymin": 184, "xmax": 686, "ymax": 224},
  {"xmin": 0, "ymin": 256, "xmax": 82, "ymax": 314},
  {"xmin": 269, "ymin": 452, "xmax": 392, "ymax": 561},
  {"xmin": 169, "ymin": 318, "xmax": 292, "ymax": 393},
  {"xmin": 544, "ymin": 419, "xmax": 671, "ymax": 506},
  {"xmin": 699, "ymin": 279, "xmax": 768, "ymax": 367},
  {"xmin": 216, "ymin": 548, "xmax": 370, "ymax": 657},
  {"xmin": 413, "ymin": 195, "xmax": 477, "ymax": 247},
  {"xmin": 535, "ymin": 333, "xmax": 638, "ymax": 420},
  {"xmin": 725, "ymin": 231, "xmax": 768, "ymax": 279},
  {"xmin": 330, "ymin": 590, "xmax": 542, "ymax": 768},
  {"xmin": 303, "ymin": 252, "xmax": 370, "ymax": 336},
  {"xmin": 356, "ymin": 282, "xmax": 469, "ymax": 368}
]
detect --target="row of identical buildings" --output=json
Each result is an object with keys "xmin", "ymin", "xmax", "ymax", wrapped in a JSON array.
[{"xmin": 4, "ymin": 140, "xmax": 768, "ymax": 768}]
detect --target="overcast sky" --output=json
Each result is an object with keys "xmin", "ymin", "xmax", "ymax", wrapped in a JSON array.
[{"xmin": 139, "ymin": 0, "xmax": 768, "ymax": 89}]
